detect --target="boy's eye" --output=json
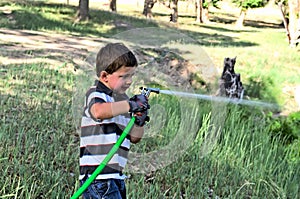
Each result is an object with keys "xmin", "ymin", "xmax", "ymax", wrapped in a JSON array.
[{"xmin": 120, "ymin": 74, "xmax": 134, "ymax": 79}]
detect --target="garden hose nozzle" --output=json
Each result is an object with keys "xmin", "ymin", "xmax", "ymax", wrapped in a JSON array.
[{"xmin": 140, "ymin": 87, "xmax": 160, "ymax": 97}]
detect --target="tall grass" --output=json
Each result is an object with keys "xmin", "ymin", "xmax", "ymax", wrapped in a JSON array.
[
  {"xmin": 126, "ymin": 105, "xmax": 299, "ymax": 198},
  {"xmin": 0, "ymin": 63, "xmax": 77, "ymax": 197},
  {"xmin": 1, "ymin": 62, "xmax": 298, "ymax": 198}
]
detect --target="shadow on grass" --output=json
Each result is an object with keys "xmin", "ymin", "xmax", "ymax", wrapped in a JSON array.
[
  {"xmin": 1, "ymin": 11, "xmax": 92, "ymax": 36},
  {"xmin": 199, "ymin": 24, "xmax": 257, "ymax": 33},
  {"xmin": 0, "ymin": 1, "xmax": 258, "ymax": 48},
  {"xmin": 244, "ymin": 19, "xmax": 283, "ymax": 29},
  {"xmin": 152, "ymin": 11, "xmax": 196, "ymax": 19},
  {"xmin": 179, "ymin": 28, "xmax": 257, "ymax": 47},
  {"xmin": 153, "ymin": 10, "xmax": 282, "ymax": 29},
  {"xmin": 0, "ymin": 2, "xmax": 159, "ymax": 36},
  {"xmin": 208, "ymin": 10, "xmax": 283, "ymax": 29}
]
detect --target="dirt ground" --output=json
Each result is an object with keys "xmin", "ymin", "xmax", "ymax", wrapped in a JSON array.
[
  {"xmin": 0, "ymin": 28, "xmax": 217, "ymax": 89},
  {"xmin": 1, "ymin": 28, "xmax": 299, "ymax": 114},
  {"xmin": 0, "ymin": 28, "xmax": 105, "ymax": 71}
]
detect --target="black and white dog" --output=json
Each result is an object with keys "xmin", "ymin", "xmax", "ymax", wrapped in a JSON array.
[{"xmin": 218, "ymin": 57, "xmax": 244, "ymax": 99}]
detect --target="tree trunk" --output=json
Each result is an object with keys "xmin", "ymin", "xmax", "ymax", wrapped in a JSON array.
[
  {"xmin": 143, "ymin": 0, "xmax": 156, "ymax": 18},
  {"xmin": 236, "ymin": 9, "xmax": 246, "ymax": 28},
  {"xmin": 110, "ymin": 0, "xmax": 117, "ymax": 12},
  {"xmin": 77, "ymin": 0, "xmax": 89, "ymax": 21},
  {"xmin": 288, "ymin": 0, "xmax": 299, "ymax": 47},
  {"xmin": 170, "ymin": 0, "xmax": 178, "ymax": 23},
  {"xmin": 278, "ymin": 2, "xmax": 291, "ymax": 43},
  {"xmin": 195, "ymin": 0, "xmax": 203, "ymax": 23},
  {"xmin": 202, "ymin": 8, "xmax": 209, "ymax": 23}
]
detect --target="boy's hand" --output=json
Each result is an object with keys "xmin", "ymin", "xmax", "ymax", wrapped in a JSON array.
[
  {"xmin": 128, "ymin": 94, "xmax": 150, "ymax": 113},
  {"xmin": 134, "ymin": 110, "xmax": 150, "ymax": 127}
]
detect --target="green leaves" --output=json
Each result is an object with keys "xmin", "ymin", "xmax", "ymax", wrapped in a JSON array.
[
  {"xmin": 233, "ymin": 0, "xmax": 268, "ymax": 9},
  {"xmin": 267, "ymin": 111, "xmax": 300, "ymax": 144}
]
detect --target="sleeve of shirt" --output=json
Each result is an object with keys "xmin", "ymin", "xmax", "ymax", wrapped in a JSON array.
[{"xmin": 87, "ymin": 91, "xmax": 107, "ymax": 122}]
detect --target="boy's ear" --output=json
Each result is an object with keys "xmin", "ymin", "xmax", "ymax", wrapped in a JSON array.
[{"xmin": 100, "ymin": 71, "xmax": 109, "ymax": 82}]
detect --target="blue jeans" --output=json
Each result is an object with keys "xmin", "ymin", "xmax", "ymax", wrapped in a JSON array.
[{"xmin": 80, "ymin": 179, "xmax": 126, "ymax": 199}]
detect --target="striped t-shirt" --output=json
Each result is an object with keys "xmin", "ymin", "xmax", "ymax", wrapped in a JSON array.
[{"xmin": 79, "ymin": 80, "xmax": 131, "ymax": 180}]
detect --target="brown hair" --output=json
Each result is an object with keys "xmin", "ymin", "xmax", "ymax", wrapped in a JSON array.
[{"xmin": 96, "ymin": 43, "xmax": 138, "ymax": 77}]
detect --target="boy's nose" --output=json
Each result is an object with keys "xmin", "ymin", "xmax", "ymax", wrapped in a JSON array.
[{"xmin": 125, "ymin": 77, "xmax": 132, "ymax": 85}]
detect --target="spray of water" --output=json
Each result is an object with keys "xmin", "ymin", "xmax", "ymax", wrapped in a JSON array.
[{"xmin": 159, "ymin": 89, "xmax": 279, "ymax": 110}]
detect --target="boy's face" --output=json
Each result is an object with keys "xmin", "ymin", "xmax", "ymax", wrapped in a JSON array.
[{"xmin": 104, "ymin": 66, "xmax": 135, "ymax": 94}]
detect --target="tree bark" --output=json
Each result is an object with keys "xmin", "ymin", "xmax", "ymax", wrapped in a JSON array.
[
  {"xmin": 143, "ymin": 0, "xmax": 156, "ymax": 18},
  {"xmin": 203, "ymin": 8, "xmax": 209, "ymax": 23},
  {"xmin": 170, "ymin": 0, "xmax": 178, "ymax": 23},
  {"xmin": 110, "ymin": 0, "xmax": 117, "ymax": 12},
  {"xmin": 195, "ymin": 0, "xmax": 203, "ymax": 23},
  {"xmin": 278, "ymin": 2, "xmax": 291, "ymax": 43},
  {"xmin": 77, "ymin": 0, "xmax": 89, "ymax": 21},
  {"xmin": 288, "ymin": 0, "xmax": 299, "ymax": 47}
]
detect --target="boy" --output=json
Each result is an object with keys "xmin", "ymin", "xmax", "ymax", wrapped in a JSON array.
[{"xmin": 79, "ymin": 43, "xmax": 150, "ymax": 199}]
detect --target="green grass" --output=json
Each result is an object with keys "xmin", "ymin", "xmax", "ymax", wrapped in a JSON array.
[
  {"xmin": 128, "ymin": 106, "xmax": 300, "ymax": 198},
  {"xmin": 0, "ymin": 1, "xmax": 300, "ymax": 198},
  {"xmin": 0, "ymin": 63, "xmax": 76, "ymax": 197},
  {"xmin": 1, "ymin": 62, "xmax": 299, "ymax": 198}
]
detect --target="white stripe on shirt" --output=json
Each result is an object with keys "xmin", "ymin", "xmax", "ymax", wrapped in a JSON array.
[
  {"xmin": 80, "ymin": 134, "xmax": 130, "ymax": 148},
  {"xmin": 87, "ymin": 92, "xmax": 108, "ymax": 106},
  {"xmin": 80, "ymin": 154, "xmax": 127, "ymax": 168},
  {"xmin": 79, "ymin": 173, "xmax": 127, "ymax": 180}
]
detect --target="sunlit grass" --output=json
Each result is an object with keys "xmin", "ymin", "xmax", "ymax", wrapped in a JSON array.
[{"xmin": 0, "ymin": 63, "xmax": 76, "ymax": 197}]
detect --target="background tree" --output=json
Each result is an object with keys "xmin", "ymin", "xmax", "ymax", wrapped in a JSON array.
[
  {"xmin": 278, "ymin": 0, "xmax": 290, "ymax": 42},
  {"xmin": 195, "ymin": 0, "xmax": 204, "ymax": 23},
  {"xmin": 157, "ymin": 0, "xmax": 179, "ymax": 22},
  {"xmin": 278, "ymin": 0, "xmax": 300, "ymax": 46},
  {"xmin": 143, "ymin": 0, "xmax": 157, "ymax": 18},
  {"xmin": 170, "ymin": 0, "xmax": 179, "ymax": 22},
  {"xmin": 196, "ymin": 0, "xmax": 221, "ymax": 23},
  {"xmin": 110, "ymin": 0, "xmax": 117, "ymax": 12},
  {"xmin": 233, "ymin": 0, "xmax": 268, "ymax": 27},
  {"xmin": 288, "ymin": 0, "xmax": 300, "ymax": 46},
  {"xmin": 77, "ymin": 0, "xmax": 89, "ymax": 21}
]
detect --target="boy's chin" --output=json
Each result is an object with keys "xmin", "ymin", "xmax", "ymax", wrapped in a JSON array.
[{"xmin": 114, "ymin": 89, "xmax": 126, "ymax": 95}]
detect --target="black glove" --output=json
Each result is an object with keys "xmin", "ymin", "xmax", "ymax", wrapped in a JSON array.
[
  {"xmin": 128, "ymin": 94, "xmax": 150, "ymax": 113},
  {"xmin": 134, "ymin": 110, "xmax": 150, "ymax": 127}
]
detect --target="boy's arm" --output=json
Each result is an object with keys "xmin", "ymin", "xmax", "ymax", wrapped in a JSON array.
[
  {"xmin": 90, "ymin": 94, "xmax": 148, "ymax": 120},
  {"xmin": 90, "ymin": 100, "xmax": 130, "ymax": 120},
  {"xmin": 91, "ymin": 101, "xmax": 145, "ymax": 143}
]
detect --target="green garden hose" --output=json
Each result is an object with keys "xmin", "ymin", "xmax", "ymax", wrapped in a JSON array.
[{"xmin": 70, "ymin": 117, "xmax": 136, "ymax": 199}]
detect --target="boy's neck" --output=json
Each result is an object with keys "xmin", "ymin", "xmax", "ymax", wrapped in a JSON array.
[{"xmin": 98, "ymin": 78, "xmax": 111, "ymax": 90}]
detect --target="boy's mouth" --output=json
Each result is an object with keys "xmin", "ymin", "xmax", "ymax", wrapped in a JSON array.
[
  {"xmin": 115, "ymin": 86, "xmax": 129, "ymax": 94},
  {"xmin": 122, "ymin": 86, "xmax": 130, "ymax": 90}
]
